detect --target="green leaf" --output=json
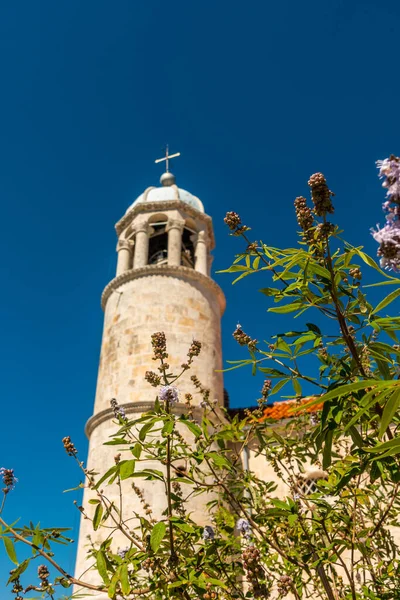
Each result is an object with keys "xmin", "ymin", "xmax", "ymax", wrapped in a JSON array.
[
  {"xmin": 323, "ymin": 430, "xmax": 333, "ymax": 470},
  {"xmin": 206, "ymin": 451, "xmax": 231, "ymax": 468},
  {"xmin": 150, "ymin": 521, "xmax": 166, "ymax": 552},
  {"xmin": 379, "ymin": 388, "xmax": 400, "ymax": 439},
  {"xmin": 131, "ymin": 442, "xmax": 142, "ymax": 459},
  {"xmin": 94, "ymin": 464, "xmax": 119, "ymax": 490},
  {"xmin": 139, "ymin": 421, "xmax": 157, "ymax": 441},
  {"xmin": 96, "ymin": 550, "xmax": 110, "ymax": 584},
  {"xmin": 364, "ymin": 436, "xmax": 400, "ymax": 454},
  {"xmin": 258, "ymin": 367, "xmax": 287, "ymax": 377},
  {"xmin": 292, "ymin": 378, "xmax": 302, "ymax": 396},
  {"xmin": 130, "ymin": 469, "xmax": 164, "ymax": 480},
  {"xmin": 120, "ymin": 460, "xmax": 136, "ymax": 480},
  {"xmin": 314, "ymin": 380, "xmax": 395, "ymax": 406},
  {"xmin": 352, "ymin": 247, "xmax": 397, "ymax": 279},
  {"xmin": 180, "ymin": 419, "xmax": 202, "ymax": 438},
  {"xmin": 108, "ymin": 569, "xmax": 120, "ymax": 598},
  {"xmin": 218, "ymin": 265, "xmax": 249, "ymax": 273},
  {"xmin": 168, "ymin": 579, "xmax": 189, "ymax": 589},
  {"xmin": 276, "ymin": 337, "xmax": 291, "ymax": 354},
  {"xmin": 344, "ymin": 388, "xmax": 392, "ymax": 433},
  {"xmin": 174, "ymin": 522, "xmax": 195, "ymax": 533},
  {"xmin": 3, "ymin": 537, "xmax": 18, "ymax": 565},
  {"xmin": 268, "ymin": 302, "xmax": 303, "ymax": 314},
  {"xmin": 6, "ymin": 559, "xmax": 29, "ymax": 583},
  {"xmin": 120, "ymin": 563, "xmax": 130, "ymax": 595},
  {"xmin": 270, "ymin": 378, "xmax": 290, "ymax": 396},
  {"xmin": 372, "ymin": 287, "xmax": 400, "ymax": 315},
  {"xmin": 162, "ymin": 420, "xmax": 174, "ymax": 436},
  {"xmin": 259, "ymin": 287, "xmax": 282, "ymax": 296},
  {"xmin": 93, "ymin": 503, "xmax": 104, "ymax": 531},
  {"xmin": 306, "ymin": 322, "xmax": 322, "ymax": 335},
  {"xmin": 271, "ymin": 499, "xmax": 290, "ymax": 510}
]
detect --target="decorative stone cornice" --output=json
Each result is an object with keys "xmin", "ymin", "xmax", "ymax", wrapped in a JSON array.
[
  {"xmin": 115, "ymin": 200, "xmax": 215, "ymax": 250},
  {"xmin": 85, "ymin": 402, "xmax": 204, "ymax": 438},
  {"xmin": 101, "ymin": 264, "xmax": 226, "ymax": 313}
]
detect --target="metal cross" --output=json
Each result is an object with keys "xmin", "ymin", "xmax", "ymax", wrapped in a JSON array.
[{"xmin": 155, "ymin": 145, "xmax": 180, "ymax": 173}]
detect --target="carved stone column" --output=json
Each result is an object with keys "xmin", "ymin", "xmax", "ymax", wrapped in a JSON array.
[
  {"xmin": 194, "ymin": 230, "xmax": 209, "ymax": 275},
  {"xmin": 166, "ymin": 218, "xmax": 185, "ymax": 267},
  {"xmin": 133, "ymin": 223, "xmax": 150, "ymax": 269},
  {"xmin": 116, "ymin": 239, "xmax": 133, "ymax": 276}
]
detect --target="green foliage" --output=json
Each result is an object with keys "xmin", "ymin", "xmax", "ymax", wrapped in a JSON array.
[{"xmin": 2, "ymin": 172, "xmax": 400, "ymax": 600}]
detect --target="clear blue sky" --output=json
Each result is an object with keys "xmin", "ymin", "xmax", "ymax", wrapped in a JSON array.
[{"xmin": 0, "ymin": 0, "xmax": 399, "ymax": 594}]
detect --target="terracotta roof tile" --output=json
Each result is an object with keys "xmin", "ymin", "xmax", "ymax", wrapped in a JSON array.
[{"xmin": 260, "ymin": 397, "xmax": 323, "ymax": 422}]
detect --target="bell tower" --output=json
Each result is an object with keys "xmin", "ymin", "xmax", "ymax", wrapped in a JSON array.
[{"xmin": 74, "ymin": 161, "xmax": 226, "ymax": 591}]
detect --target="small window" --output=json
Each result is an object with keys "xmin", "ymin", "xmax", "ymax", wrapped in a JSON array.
[{"xmin": 296, "ymin": 471, "xmax": 327, "ymax": 496}]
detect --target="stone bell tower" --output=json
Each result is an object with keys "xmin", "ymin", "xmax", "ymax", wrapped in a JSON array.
[{"xmin": 74, "ymin": 157, "xmax": 226, "ymax": 590}]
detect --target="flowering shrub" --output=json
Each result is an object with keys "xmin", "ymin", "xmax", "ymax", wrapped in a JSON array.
[{"xmin": 2, "ymin": 159, "xmax": 400, "ymax": 599}]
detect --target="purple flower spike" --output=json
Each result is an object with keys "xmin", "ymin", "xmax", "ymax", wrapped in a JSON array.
[
  {"xmin": 159, "ymin": 386, "xmax": 179, "ymax": 404},
  {"xmin": 236, "ymin": 518, "xmax": 252, "ymax": 538},
  {"xmin": 372, "ymin": 156, "xmax": 400, "ymax": 271},
  {"xmin": 202, "ymin": 525, "xmax": 215, "ymax": 541}
]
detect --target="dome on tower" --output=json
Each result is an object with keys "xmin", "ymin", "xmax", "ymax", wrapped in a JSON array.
[{"xmin": 126, "ymin": 172, "xmax": 205, "ymax": 214}]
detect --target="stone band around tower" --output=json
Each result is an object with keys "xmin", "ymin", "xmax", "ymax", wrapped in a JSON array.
[{"xmin": 101, "ymin": 263, "xmax": 226, "ymax": 313}]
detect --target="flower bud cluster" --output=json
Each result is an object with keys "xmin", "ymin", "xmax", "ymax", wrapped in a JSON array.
[
  {"xmin": 142, "ymin": 557, "xmax": 156, "ymax": 571},
  {"xmin": 181, "ymin": 339, "xmax": 202, "ymax": 371},
  {"xmin": 132, "ymin": 483, "xmax": 154, "ymax": 520},
  {"xmin": 246, "ymin": 241, "xmax": 259, "ymax": 253},
  {"xmin": 261, "ymin": 379, "xmax": 272, "ymax": 399},
  {"xmin": 0, "ymin": 468, "xmax": 18, "ymax": 493},
  {"xmin": 190, "ymin": 375, "xmax": 211, "ymax": 404},
  {"xmin": 184, "ymin": 393, "xmax": 193, "ymax": 418},
  {"xmin": 315, "ymin": 221, "xmax": 335, "ymax": 240},
  {"xmin": 151, "ymin": 331, "xmax": 168, "ymax": 361},
  {"xmin": 188, "ymin": 339, "xmax": 201, "ymax": 360},
  {"xmin": 10, "ymin": 570, "xmax": 23, "ymax": 597},
  {"xmin": 62, "ymin": 436, "xmax": 77, "ymax": 456},
  {"xmin": 308, "ymin": 172, "xmax": 335, "ymax": 217},
  {"xmin": 144, "ymin": 370, "xmax": 161, "ymax": 387},
  {"xmin": 224, "ymin": 211, "xmax": 241, "ymax": 230},
  {"xmin": 172, "ymin": 480, "xmax": 186, "ymax": 517},
  {"xmin": 241, "ymin": 546, "xmax": 268, "ymax": 598},
  {"xmin": 233, "ymin": 324, "xmax": 257, "ymax": 350},
  {"xmin": 203, "ymin": 582, "xmax": 217, "ymax": 599},
  {"xmin": 294, "ymin": 196, "xmax": 314, "ymax": 237},
  {"xmin": 38, "ymin": 565, "xmax": 50, "ymax": 587},
  {"xmin": 277, "ymin": 574, "xmax": 293, "ymax": 596},
  {"xmin": 349, "ymin": 267, "xmax": 362, "ymax": 280}
]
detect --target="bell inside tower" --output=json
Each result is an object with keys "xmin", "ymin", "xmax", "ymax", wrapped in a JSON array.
[
  {"xmin": 148, "ymin": 221, "xmax": 168, "ymax": 265},
  {"xmin": 148, "ymin": 220, "xmax": 196, "ymax": 268}
]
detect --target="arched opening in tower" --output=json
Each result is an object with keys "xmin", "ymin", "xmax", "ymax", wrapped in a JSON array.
[
  {"xmin": 181, "ymin": 227, "xmax": 195, "ymax": 268},
  {"xmin": 148, "ymin": 220, "xmax": 197, "ymax": 268},
  {"xmin": 148, "ymin": 222, "xmax": 168, "ymax": 265}
]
